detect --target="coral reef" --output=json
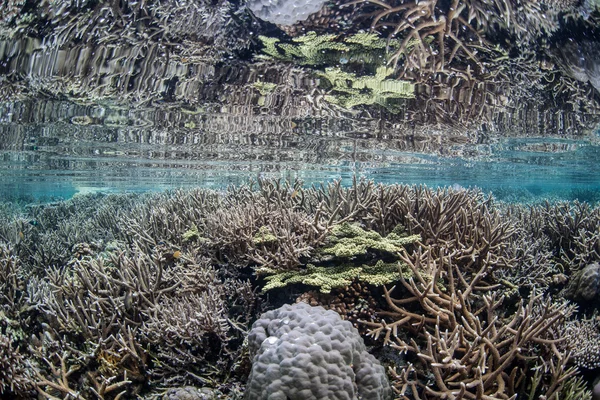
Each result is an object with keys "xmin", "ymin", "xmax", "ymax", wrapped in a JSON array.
[
  {"xmin": 257, "ymin": 31, "xmax": 415, "ymax": 110},
  {"xmin": 262, "ymin": 259, "xmax": 405, "ymax": 293},
  {"xmin": 364, "ymin": 243, "xmax": 579, "ymax": 398},
  {"xmin": 561, "ymin": 316, "xmax": 600, "ymax": 370},
  {"xmin": 0, "ymin": 179, "xmax": 599, "ymax": 398},
  {"xmin": 0, "ymin": 331, "xmax": 32, "ymax": 397},
  {"xmin": 245, "ymin": 302, "xmax": 392, "ymax": 399}
]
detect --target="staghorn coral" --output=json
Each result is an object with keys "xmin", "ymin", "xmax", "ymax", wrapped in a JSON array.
[
  {"xmin": 33, "ymin": 238, "xmax": 256, "ymax": 392},
  {"xmin": 1, "ymin": 179, "xmax": 600, "ymax": 397},
  {"xmin": 0, "ymin": 331, "xmax": 32, "ymax": 397},
  {"xmin": 142, "ymin": 256, "xmax": 255, "ymax": 384},
  {"xmin": 362, "ymin": 243, "xmax": 579, "ymax": 399},
  {"xmin": 561, "ymin": 316, "xmax": 600, "ymax": 370},
  {"xmin": 202, "ymin": 199, "xmax": 327, "ymax": 271},
  {"xmin": 503, "ymin": 200, "xmax": 600, "ymax": 270}
]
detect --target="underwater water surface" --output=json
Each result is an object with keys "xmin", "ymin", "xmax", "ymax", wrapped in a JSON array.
[{"xmin": 1, "ymin": 99, "xmax": 599, "ymax": 203}]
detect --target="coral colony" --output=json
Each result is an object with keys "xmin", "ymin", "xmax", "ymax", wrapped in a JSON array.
[{"xmin": 0, "ymin": 179, "xmax": 598, "ymax": 399}]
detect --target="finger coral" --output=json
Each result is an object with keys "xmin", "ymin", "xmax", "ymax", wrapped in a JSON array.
[{"xmin": 363, "ymin": 242, "xmax": 580, "ymax": 399}]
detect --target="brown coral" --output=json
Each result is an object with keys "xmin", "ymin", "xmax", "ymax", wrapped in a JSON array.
[{"xmin": 362, "ymin": 243, "xmax": 578, "ymax": 399}]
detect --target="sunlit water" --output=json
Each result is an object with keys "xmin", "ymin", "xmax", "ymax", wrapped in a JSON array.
[{"xmin": 1, "ymin": 99, "xmax": 599, "ymax": 203}]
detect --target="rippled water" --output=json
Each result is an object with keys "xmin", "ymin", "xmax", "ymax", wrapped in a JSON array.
[
  {"xmin": 1, "ymin": 2, "xmax": 600, "ymax": 203},
  {"xmin": 1, "ymin": 98, "xmax": 599, "ymax": 202}
]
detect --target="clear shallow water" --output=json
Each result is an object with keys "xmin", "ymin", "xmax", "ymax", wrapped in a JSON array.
[{"xmin": 1, "ymin": 102, "xmax": 599, "ymax": 203}]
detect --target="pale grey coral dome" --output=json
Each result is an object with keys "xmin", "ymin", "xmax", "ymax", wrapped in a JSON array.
[
  {"xmin": 244, "ymin": 302, "xmax": 392, "ymax": 400},
  {"xmin": 246, "ymin": 0, "xmax": 328, "ymax": 25}
]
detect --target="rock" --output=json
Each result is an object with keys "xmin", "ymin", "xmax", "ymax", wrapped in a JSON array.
[{"xmin": 564, "ymin": 262, "xmax": 600, "ymax": 302}]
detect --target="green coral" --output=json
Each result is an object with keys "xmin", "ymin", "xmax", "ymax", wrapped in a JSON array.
[
  {"xmin": 278, "ymin": 32, "xmax": 348, "ymax": 64},
  {"xmin": 321, "ymin": 222, "xmax": 420, "ymax": 258},
  {"xmin": 257, "ymin": 31, "xmax": 398, "ymax": 67},
  {"xmin": 252, "ymin": 81, "xmax": 277, "ymax": 95},
  {"xmin": 253, "ymin": 226, "xmax": 278, "ymax": 245},
  {"xmin": 259, "ymin": 224, "xmax": 418, "ymax": 293},
  {"xmin": 182, "ymin": 224, "xmax": 200, "ymax": 242},
  {"xmin": 319, "ymin": 66, "xmax": 414, "ymax": 110},
  {"xmin": 182, "ymin": 224, "xmax": 210, "ymax": 244},
  {"xmin": 262, "ymin": 260, "xmax": 406, "ymax": 293},
  {"xmin": 256, "ymin": 32, "xmax": 413, "ymax": 111}
]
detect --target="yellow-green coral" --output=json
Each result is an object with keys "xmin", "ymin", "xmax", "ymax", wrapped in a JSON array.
[
  {"xmin": 182, "ymin": 224, "xmax": 200, "ymax": 242},
  {"xmin": 253, "ymin": 226, "xmax": 278, "ymax": 245},
  {"xmin": 278, "ymin": 32, "xmax": 348, "ymax": 64},
  {"xmin": 320, "ymin": 66, "xmax": 414, "ymax": 110},
  {"xmin": 321, "ymin": 222, "xmax": 420, "ymax": 258},
  {"xmin": 262, "ymin": 260, "xmax": 406, "ymax": 293},
  {"xmin": 257, "ymin": 32, "xmax": 396, "ymax": 66},
  {"xmin": 182, "ymin": 224, "xmax": 210, "ymax": 244},
  {"xmin": 252, "ymin": 81, "xmax": 277, "ymax": 95},
  {"xmin": 256, "ymin": 32, "xmax": 413, "ymax": 111}
]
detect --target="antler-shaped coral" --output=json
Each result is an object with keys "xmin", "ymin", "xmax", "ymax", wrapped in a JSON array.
[{"xmin": 362, "ymin": 244, "xmax": 576, "ymax": 398}]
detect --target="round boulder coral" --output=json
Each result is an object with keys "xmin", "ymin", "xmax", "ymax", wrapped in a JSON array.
[{"xmin": 244, "ymin": 302, "xmax": 392, "ymax": 400}]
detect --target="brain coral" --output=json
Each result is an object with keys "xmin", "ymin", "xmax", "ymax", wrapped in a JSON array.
[{"xmin": 244, "ymin": 302, "xmax": 392, "ymax": 400}]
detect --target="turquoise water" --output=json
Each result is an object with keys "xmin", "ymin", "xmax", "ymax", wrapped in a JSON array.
[
  {"xmin": 1, "ymin": 100, "xmax": 599, "ymax": 202},
  {"xmin": 2, "ymin": 119, "xmax": 599, "ymax": 202}
]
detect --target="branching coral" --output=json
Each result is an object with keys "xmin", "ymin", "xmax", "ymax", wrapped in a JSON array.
[
  {"xmin": 363, "ymin": 244, "xmax": 578, "ymax": 399},
  {"xmin": 201, "ymin": 200, "xmax": 328, "ymax": 271},
  {"xmin": 0, "ymin": 331, "xmax": 32, "ymax": 397},
  {"xmin": 319, "ymin": 65, "xmax": 415, "ymax": 110},
  {"xmin": 142, "ymin": 256, "xmax": 255, "ymax": 383},
  {"xmin": 257, "ymin": 31, "xmax": 415, "ymax": 111},
  {"xmin": 1, "ymin": 178, "xmax": 600, "ymax": 398},
  {"xmin": 320, "ymin": 222, "xmax": 420, "ymax": 258},
  {"xmin": 34, "ymin": 241, "xmax": 256, "ymax": 391},
  {"xmin": 561, "ymin": 316, "xmax": 600, "ymax": 370},
  {"xmin": 342, "ymin": 0, "xmax": 569, "ymax": 79},
  {"xmin": 262, "ymin": 259, "xmax": 405, "ymax": 293},
  {"xmin": 258, "ymin": 221, "xmax": 419, "ymax": 292},
  {"xmin": 258, "ymin": 31, "xmax": 394, "ymax": 67}
]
